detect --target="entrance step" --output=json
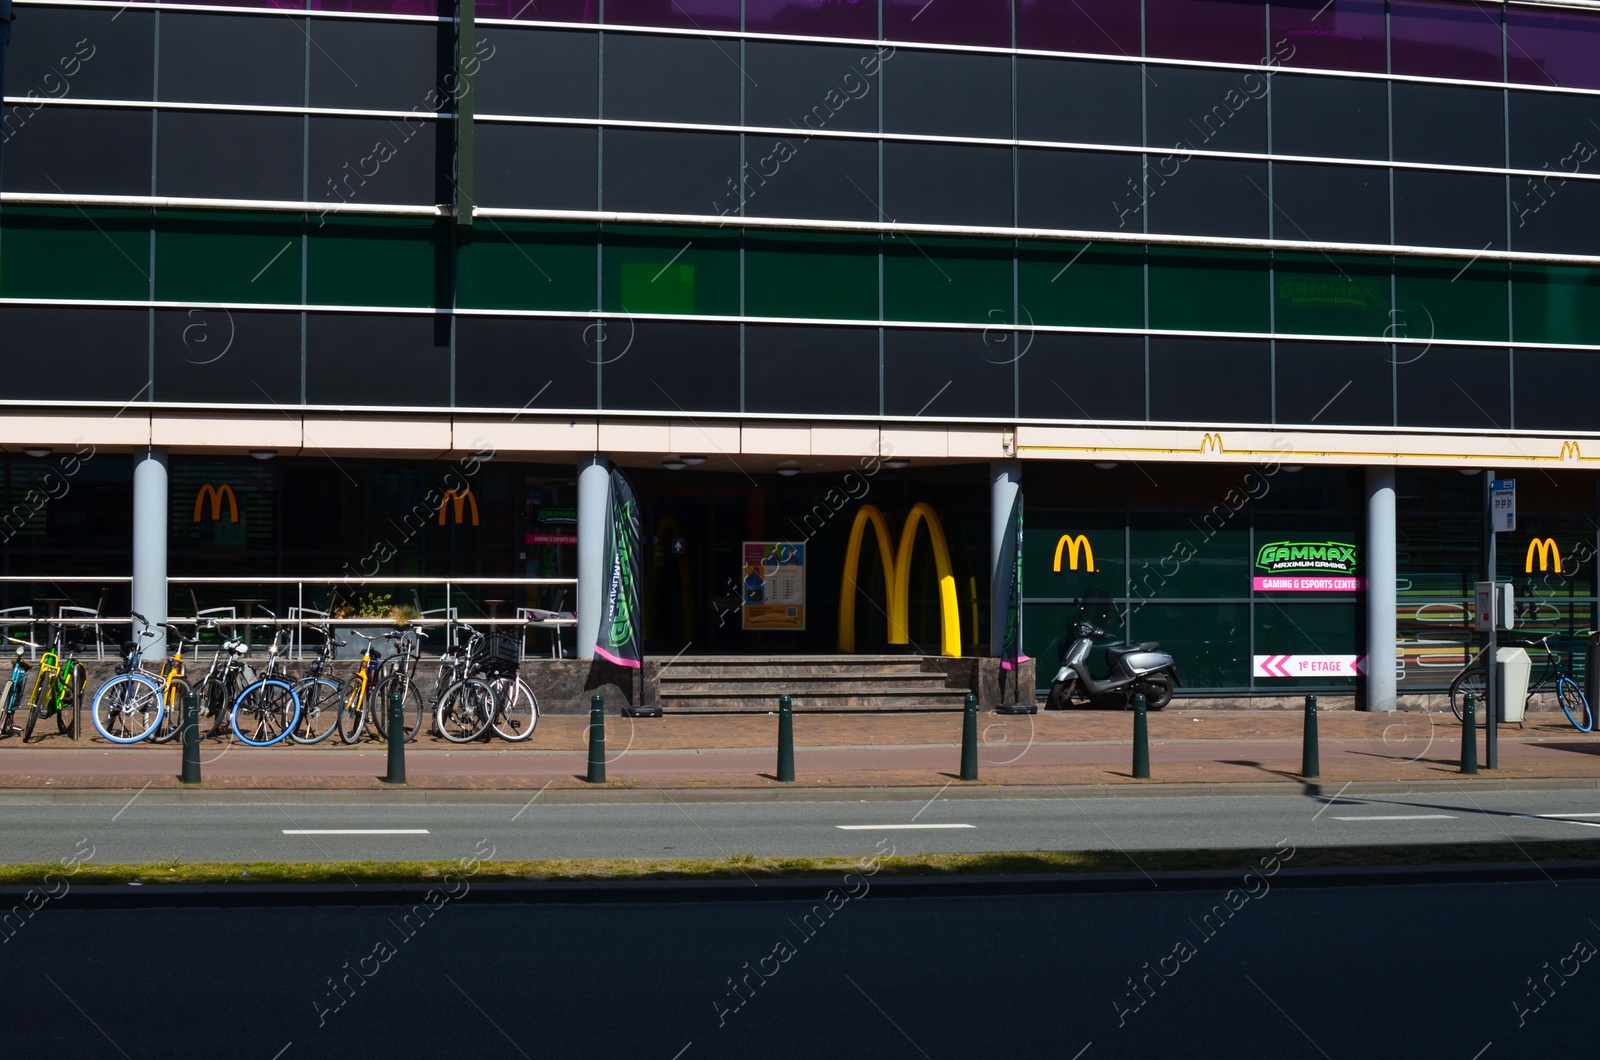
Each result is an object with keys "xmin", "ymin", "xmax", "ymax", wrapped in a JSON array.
[{"xmin": 643, "ymin": 655, "xmax": 982, "ymax": 713}]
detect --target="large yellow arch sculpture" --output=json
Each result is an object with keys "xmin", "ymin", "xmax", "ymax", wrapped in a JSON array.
[
  {"xmin": 837, "ymin": 503, "xmax": 962, "ymax": 657},
  {"xmin": 644, "ymin": 514, "xmax": 695, "ymax": 640},
  {"xmin": 837, "ymin": 505, "xmax": 896, "ymax": 654}
]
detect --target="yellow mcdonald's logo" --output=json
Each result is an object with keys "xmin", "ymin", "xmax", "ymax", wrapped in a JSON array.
[
  {"xmin": 1200, "ymin": 433, "xmax": 1224, "ymax": 454},
  {"xmin": 193, "ymin": 484, "xmax": 239, "ymax": 523},
  {"xmin": 1052, "ymin": 534, "xmax": 1097, "ymax": 573},
  {"xmin": 837, "ymin": 503, "xmax": 961, "ymax": 658},
  {"xmin": 1526, "ymin": 538, "xmax": 1562, "ymax": 574},
  {"xmin": 1561, "ymin": 441, "xmax": 1583, "ymax": 461},
  {"xmin": 438, "ymin": 488, "xmax": 479, "ymax": 526}
]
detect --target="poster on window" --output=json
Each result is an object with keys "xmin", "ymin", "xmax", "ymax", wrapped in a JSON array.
[{"xmin": 742, "ymin": 542, "xmax": 806, "ymax": 631}]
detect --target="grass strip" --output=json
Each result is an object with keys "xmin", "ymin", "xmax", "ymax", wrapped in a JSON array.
[{"xmin": 0, "ymin": 840, "xmax": 1597, "ymax": 887}]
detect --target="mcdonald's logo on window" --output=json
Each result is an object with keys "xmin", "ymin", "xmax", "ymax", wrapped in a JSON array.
[
  {"xmin": 837, "ymin": 503, "xmax": 962, "ymax": 658},
  {"xmin": 1200, "ymin": 433, "xmax": 1224, "ymax": 454},
  {"xmin": 193, "ymin": 484, "xmax": 239, "ymax": 523},
  {"xmin": 438, "ymin": 488, "xmax": 479, "ymax": 526},
  {"xmin": 1561, "ymin": 441, "xmax": 1583, "ymax": 461},
  {"xmin": 1052, "ymin": 534, "xmax": 1097, "ymax": 573},
  {"xmin": 1526, "ymin": 538, "xmax": 1563, "ymax": 574}
]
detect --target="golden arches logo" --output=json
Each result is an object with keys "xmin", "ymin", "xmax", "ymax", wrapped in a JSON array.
[
  {"xmin": 1200, "ymin": 433, "xmax": 1224, "ymax": 454},
  {"xmin": 438, "ymin": 488, "xmax": 479, "ymax": 526},
  {"xmin": 1561, "ymin": 441, "xmax": 1583, "ymax": 461},
  {"xmin": 193, "ymin": 484, "xmax": 239, "ymax": 523},
  {"xmin": 1052, "ymin": 534, "xmax": 1096, "ymax": 573},
  {"xmin": 1526, "ymin": 538, "xmax": 1562, "ymax": 574},
  {"xmin": 837, "ymin": 503, "xmax": 962, "ymax": 658}
]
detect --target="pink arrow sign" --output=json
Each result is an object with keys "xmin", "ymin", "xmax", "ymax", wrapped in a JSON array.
[{"xmin": 1252, "ymin": 655, "xmax": 1366, "ymax": 678}]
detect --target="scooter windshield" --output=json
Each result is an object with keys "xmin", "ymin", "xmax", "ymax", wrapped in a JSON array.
[{"xmin": 1071, "ymin": 588, "xmax": 1119, "ymax": 638}]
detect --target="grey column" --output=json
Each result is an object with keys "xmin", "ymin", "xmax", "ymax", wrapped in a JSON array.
[
  {"xmin": 1366, "ymin": 466, "xmax": 1398, "ymax": 713},
  {"xmin": 575, "ymin": 454, "xmax": 611, "ymax": 660},
  {"xmin": 132, "ymin": 448, "xmax": 169, "ymax": 658},
  {"xmin": 990, "ymin": 460, "xmax": 1022, "ymax": 656}
]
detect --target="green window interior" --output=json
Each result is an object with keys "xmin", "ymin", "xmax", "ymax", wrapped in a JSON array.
[
  {"xmin": 1394, "ymin": 258, "xmax": 1509, "ymax": 342},
  {"xmin": 0, "ymin": 206, "xmax": 149, "ymax": 302},
  {"xmin": 601, "ymin": 225, "xmax": 738, "ymax": 317},
  {"xmin": 1130, "ymin": 602, "xmax": 1251, "ymax": 689},
  {"xmin": 154, "ymin": 210, "xmax": 302, "ymax": 306},
  {"xmin": 307, "ymin": 217, "xmax": 441, "ymax": 308},
  {"xmin": 745, "ymin": 232, "xmax": 879, "ymax": 320},
  {"xmin": 1512, "ymin": 264, "xmax": 1600, "ymax": 346},
  {"xmin": 1148, "ymin": 248, "xmax": 1270, "ymax": 333},
  {"xmin": 1018, "ymin": 242, "xmax": 1144, "ymax": 330},
  {"xmin": 883, "ymin": 237, "xmax": 1012, "ymax": 325},
  {"xmin": 1274, "ymin": 253, "xmax": 1391, "ymax": 338},
  {"xmin": 1129, "ymin": 517, "xmax": 1251, "ymax": 601},
  {"xmin": 457, "ymin": 222, "xmax": 598, "ymax": 312},
  {"xmin": 1251, "ymin": 601, "xmax": 1359, "ymax": 687}
]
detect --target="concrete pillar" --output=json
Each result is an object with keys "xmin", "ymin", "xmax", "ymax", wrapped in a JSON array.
[
  {"xmin": 132, "ymin": 448, "xmax": 169, "ymax": 658},
  {"xmin": 1366, "ymin": 466, "xmax": 1398, "ymax": 712},
  {"xmin": 575, "ymin": 454, "xmax": 610, "ymax": 660},
  {"xmin": 990, "ymin": 460, "xmax": 1022, "ymax": 657}
]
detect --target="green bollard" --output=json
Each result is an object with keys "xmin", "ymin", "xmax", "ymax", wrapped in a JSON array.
[
  {"xmin": 777, "ymin": 694, "xmax": 795, "ymax": 782},
  {"xmin": 1301, "ymin": 694, "xmax": 1320, "ymax": 779},
  {"xmin": 959, "ymin": 693, "xmax": 978, "ymax": 781},
  {"xmin": 1460, "ymin": 691, "xmax": 1479, "ymax": 775},
  {"xmin": 586, "ymin": 694, "xmax": 606, "ymax": 783},
  {"xmin": 1132, "ymin": 692, "xmax": 1150, "ymax": 779},
  {"xmin": 180, "ymin": 688, "xmax": 201, "ymax": 785},
  {"xmin": 384, "ymin": 689, "xmax": 406, "ymax": 784}
]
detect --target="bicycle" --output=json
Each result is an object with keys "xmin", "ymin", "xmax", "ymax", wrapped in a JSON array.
[
  {"xmin": 0, "ymin": 637, "xmax": 35, "ymax": 737},
  {"xmin": 89, "ymin": 613, "xmax": 168, "ymax": 743},
  {"xmin": 229, "ymin": 624, "xmax": 301, "ymax": 747},
  {"xmin": 289, "ymin": 624, "xmax": 344, "ymax": 745},
  {"xmin": 1448, "ymin": 630, "xmax": 1593, "ymax": 732},
  {"xmin": 192, "ymin": 624, "xmax": 254, "ymax": 738},
  {"xmin": 337, "ymin": 630, "xmax": 388, "ymax": 744},
  {"xmin": 432, "ymin": 623, "xmax": 536, "ymax": 743},
  {"xmin": 149, "ymin": 622, "xmax": 201, "ymax": 744},
  {"xmin": 434, "ymin": 624, "xmax": 495, "ymax": 743},
  {"xmin": 371, "ymin": 624, "xmax": 426, "ymax": 743},
  {"xmin": 22, "ymin": 623, "xmax": 83, "ymax": 743}
]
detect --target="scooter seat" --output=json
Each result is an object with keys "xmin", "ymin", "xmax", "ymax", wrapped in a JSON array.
[{"xmin": 1106, "ymin": 642, "xmax": 1160, "ymax": 660}]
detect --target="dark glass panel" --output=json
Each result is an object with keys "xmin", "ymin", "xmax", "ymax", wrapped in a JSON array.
[
  {"xmin": 1507, "ymin": 8, "xmax": 1600, "ymax": 92},
  {"xmin": 745, "ymin": 325, "xmax": 879, "ymax": 415},
  {"xmin": 1268, "ymin": 163, "xmax": 1390, "ymax": 246},
  {"xmin": 308, "ymin": 19, "xmax": 443, "ymax": 112},
  {"xmin": 1392, "ymin": 82, "xmax": 1504, "ymax": 168},
  {"xmin": 1274, "ymin": 340, "xmax": 1394, "ymax": 427},
  {"xmin": 1146, "ymin": 158, "xmax": 1270, "ymax": 239},
  {"xmin": 603, "ymin": 33, "xmax": 739, "ymax": 125},
  {"xmin": 1018, "ymin": 243, "xmax": 1144, "ymax": 330},
  {"xmin": 154, "ymin": 211, "xmax": 303, "ymax": 306},
  {"xmin": 1396, "ymin": 345, "xmax": 1510, "ymax": 429},
  {"xmin": 158, "ymin": 112, "xmax": 304, "ymax": 201},
  {"xmin": 604, "ymin": 0, "xmax": 738, "ymax": 32},
  {"xmin": 1394, "ymin": 259, "xmax": 1508, "ymax": 342},
  {"xmin": 884, "ymin": 49, "xmax": 1010, "ymax": 139},
  {"xmin": 1511, "ymin": 175, "xmax": 1600, "ymax": 258},
  {"xmin": 1149, "ymin": 249, "xmax": 1270, "ymax": 333},
  {"xmin": 744, "ymin": 42, "xmax": 882, "ymax": 135},
  {"xmin": 1271, "ymin": 74, "xmax": 1388, "ymax": 160},
  {"xmin": 741, "ymin": 135, "xmax": 880, "ymax": 223},
  {"xmin": 3, "ymin": 6, "xmax": 153, "ymax": 101},
  {"xmin": 1017, "ymin": 149, "xmax": 1142, "ymax": 233},
  {"xmin": 1513, "ymin": 349, "xmax": 1600, "ymax": 432},
  {"xmin": 455, "ymin": 316, "xmax": 599, "ymax": 412},
  {"xmin": 305, "ymin": 314, "xmax": 450, "ymax": 407},
  {"xmin": 1146, "ymin": 65, "xmax": 1269, "ymax": 155},
  {"xmin": 1129, "ymin": 603, "xmax": 1251, "ymax": 687},
  {"xmin": 0, "ymin": 207, "xmax": 149, "ymax": 302},
  {"xmin": 1269, "ymin": 0, "xmax": 1386, "ymax": 74},
  {"xmin": 1148, "ymin": 337, "xmax": 1271, "ymax": 425},
  {"xmin": 157, "ymin": 13, "xmax": 306, "ymax": 107},
  {"xmin": 745, "ymin": 233, "xmax": 879, "ymax": 321},
  {"xmin": 601, "ymin": 129, "xmax": 740, "ymax": 215},
  {"xmin": 601, "ymin": 225, "xmax": 739, "ymax": 317},
  {"xmin": 883, "ymin": 329, "xmax": 1014, "ymax": 418},
  {"xmin": 882, "ymin": 143, "xmax": 1013, "ymax": 226},
  {"xmin": 746, "ymin": 0, "xmax": 878, "ymax": 40},
  {"xmin": 1512, "ymin": 266, "xmax": 1600, "ymax": 347},
  {"xmin": 601, "ymin": 320, "xmax": 740, "ymax": 412},
  {"xmin": 1145, "ymin": 0, "xmax": 1268, "ymax": 65},
  {"xmin": 1507, "ymin": 91, "xmax": 1600, "ymax": 172},
  {"xmin": 457, "ymin": 223, "xmax": 598, "ymax": 312},
  {"xmin": 883, "ymin": 238, "xmax": 1011, "ymax": 325},
  {"xmin": 1393, "ymin": 170, "xmax": 1507, "ymax": 252},
  {"xmin": 308, "ymin": 116, "xmax": 440, "ymax": 207},
  {"xmin": 1390, "ymin": 0, "xmax": 1502, "ymax": 82},
  {"xmin": 1275, "ymin": 253, "xmax": 1391, "ymax": 338},
  {"xmin": 153, "ymin": 309, "xmax": 303, "ymax": 406},
  {"xmin": 1018, "ymin": 57, "xmax": 1142, "ymax": 146},
  {"xmin": 475, "ymin": 124, "xmax": 599, "ymax": 210},
  {"xmin": 476, "ymin": 29, "xmax": 599, "ymax": 117},
  {"xmin": 882, "ymin": 0, "xmax": 1009, "ymax": 49},
  {"xmin": 2, "ymin": 106, "xmax": 151, "ymax": 196},
  {"xmin": 1017, "ymin": 0, "xmax": 1140, "ymax": 57},
  {"xmin": 0, "ymin": 307, "xmax": 149, "ymax": 402},
  {"xmin": 1019, "ymin": 333, "xmax": 1145, "ymax": 423}
]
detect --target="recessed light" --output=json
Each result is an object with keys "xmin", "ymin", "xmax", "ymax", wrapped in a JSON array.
[
  {"xmin": 680, "ymin": 455, "xmax": 708, "ymax": 466},
  {"xmin": 250, "ymin": 449, "xmax": 277, "ymax": 461},
  {"xmin": 1093, "ymin": 461, "xmax": 1117, "ymax": 470},
  {"xmin": 21, "ymin": 447, "xmax": 51, "ymax": 459},
  {"xmin": 885, "ymin": 459, "xmax": 909, "ymax": 470},
  {"xmin": 776, "ymin": 460, "xmax": 801, "ymax": 477},
  {"xmin": 662, "ymin": 459, "xmax": 687, "ymax": 471}
]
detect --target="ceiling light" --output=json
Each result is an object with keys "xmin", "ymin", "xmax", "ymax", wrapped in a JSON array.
[
  {"xmin": 680, "ymin": 455, "xmax": 707, "ymax": 466},
  {"xmin": 662, "ymin": 459, "xmax": 687, "ymax": 471},
  {"xmin": 1282, "ymin": 465, "xmax": 1304, "ymax": 473},
  {"xmin": 884, "ymin": 459, "xmax": 909, "ymax": 470},
  {"xmin": 776, "ymin": 461, "xmax": 801, "ymax": 478},
  {"xmin": 250, "ymin": 449, "xmax": 277, "ymax": 461},
  {"xmin": 1092, "ymin": 461, "xmax": 1117, "ymax": 470},
  {"xmin": 21, "ymin": 447, "xmax": 51, "ymax": 459}
]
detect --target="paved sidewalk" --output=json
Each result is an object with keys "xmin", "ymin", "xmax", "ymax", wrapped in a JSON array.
[{"xmin": 1, "ymin": 707, "xmax": 1596, "ymax": 791}]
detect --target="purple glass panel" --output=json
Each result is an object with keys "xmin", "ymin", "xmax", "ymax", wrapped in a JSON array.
[
  {"xmin": 605, "ymin": 0, "xmax": 739, "ymax": 32},
  {"xmin": 1391, "ymin": 0, "xmax": 1502, "ymax": 82},
  {"xmin": 882, "ymin": 0, "xmax": 1008, "ymax": 49},
  {"xmin": 1017, "ymin": 0, "xmax": 1139, "ymax": 58},
  {"xmin": 166, "ymin": 0, "xmax": 306, "ymax": 9},
  {"xmin": 1508, "ymin": 8, "xmax": 1600, "ymax": 92},
  {"xmin": 1270, "ymin": 0, "xmax": 1385, "ymax": 74},
  {"xmin": 475, "ymin": 0, "xmax": 596, "ymax": 20},
  {"xmin": 746, "ymin": 0, "xmax": 877, "ymax": 40},
  {"xmin": 308, "ymin": 0, "xmax": 446, "ymax": 13},
  {"xmin": 1145, "ymin": 0, "xmax": 1267, "ymax": 66}
]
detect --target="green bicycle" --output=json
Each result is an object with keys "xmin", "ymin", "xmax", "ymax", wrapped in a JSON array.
[{"xmin": 22, "ymin": 625, "xmax": 84, "ymax": 742}]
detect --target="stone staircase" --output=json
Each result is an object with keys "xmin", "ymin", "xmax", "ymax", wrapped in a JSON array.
[{"xmin": 645, "ymin": 655, "xmax": 981, "ymax": 713}]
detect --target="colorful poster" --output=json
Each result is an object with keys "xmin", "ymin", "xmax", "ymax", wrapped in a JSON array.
[
  {"xmin": 742, "ymin": 542, "xmax": 806, "ymax": 631},
  {"xmin": 595, "ymin": 470, "xmax": 642, "ymax": 668}
]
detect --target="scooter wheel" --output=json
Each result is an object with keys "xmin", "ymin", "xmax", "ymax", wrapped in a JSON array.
[
  {"xmin": 1046, "ymin": 680, "xmax": 1069, "ymax": 710},
  {"xmin": 1135, "ymin": 675, "xmax": 1174, "ymax": 711}
]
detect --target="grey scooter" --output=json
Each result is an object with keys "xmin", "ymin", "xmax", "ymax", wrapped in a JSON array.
[{"xmin": 1046, "ymin": 620, "xmax": 1180, "ymax": 710}]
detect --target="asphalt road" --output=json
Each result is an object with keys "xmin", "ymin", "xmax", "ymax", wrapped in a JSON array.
[
  {"xmin": 2, "ymin": 876, "xmax": 1596, "ymax": 1057},
  {"xmin": 1, "ymin": 788, "xmax": 1599, "ymax": 864}
]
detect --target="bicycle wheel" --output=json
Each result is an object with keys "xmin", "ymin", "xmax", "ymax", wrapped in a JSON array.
[
  {"xmin": 90, "ymin": 673, "xmax": 164, "ymax": 744},
  {"xmin": 371, "ymin": 673, "xmax": 425, "ymax": 742},
  {"xmin": 1558, "ymin": 677, "xmax": 1593, "ymax": 733},
  {"xmin": 289, "ymin": 677, "xmax": 342, "ymax": 745},
  {"xmin": 337, "ymin": 677, "xmax": 368, "ymax": 744},
  {"xmin": 230, "ymin": 678, "xmax": 300, "ymax": 747},
  {"xmin": 150, "ymin": 678, "xmax": 192, "ymax": 744},
  {"xmin": 21, "ymin": 668, "xmax": 48, "ymax": 743},
  {"xmin": 198, "ymin": 676, "xmax": 232, "ymax": 738},
  {"xmin": 58, "ymin": 667, "xmax": 82, "ymax": 737},
  {"xmin": 488, "ymin": 675, "xmax": 538, "ymax": 742},
  {"xmin": 435, "ymin": 678, "xmax": 494, "ymax": 743},
  {"xmin": 1449, "ymin": 666, "xmax": 1488, "ymax": 726},
  {"xmin": 0, "ymin": 679, "xmax": 18, "ymax": 737}
]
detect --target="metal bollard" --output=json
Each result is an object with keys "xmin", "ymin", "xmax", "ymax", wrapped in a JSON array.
[
  {"xmin": 180, "ymin": 688, "xmax": 201, "ymax": 784},
  {"xmin": 384, "ymin": 689, "xmax": 406, "ymax": 784},
  {"xmin": 586, "ymin": 693, "xmax": 606, "ymax": 783},
  {"xmin": 1460, "ymin": 691, "xmax": 1479, "ymax": 775},
  {"xmin": 1132, "ymin": 692, "xmax": 1150, "ymax": 779},
  {"xmin": 777, "ymin": 694, "xmax": 795, "ymax": 782},
  {"xmin": 1301, "ymin": 694, "xmax": 1320, "ymax": 779},
  {"xmin": 959, "ymin": 693, "xmax": 978, "ymax": 781}
]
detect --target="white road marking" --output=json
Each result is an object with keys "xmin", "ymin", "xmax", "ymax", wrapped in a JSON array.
[
  {"xmin": 281, "ymin": 829, "xmax": 430, "ymax": 835},
  {"xmin": 836, "ymin": 824, "xmax": 975, "ymax": 831},
  {"xmin": 1516, "ymin": 816, "xmax": 1600, "ymax": 829},
  {"xmin": 1330, "ymin": 815, "xmax": 1456, "ymax": 821},
  {"xmin": 1534, "ymin": 812, "xmax": 1600, "ymax": 818}
]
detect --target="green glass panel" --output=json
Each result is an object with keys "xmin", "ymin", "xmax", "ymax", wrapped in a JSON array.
[
  {"xmin": 154, "ymin": 211, "xmax": 302, "ymax": 306},
  {"xmin": 1512, "ymin": 265, "xmax": 1600, "ymax": 346},
  {"xmin": 1394, "ymin": 258, "xmax": 1508, "ymax": 342},
  {"xmin": 745, "ymin": 232, "xmax": 878, "ymax": 320},
  {"xmin": 602, "ymin": 225, "xmax": 738, "ymax": 317},
  {"xmin": 1148, "ymin": 248, "xmax": 1270, "ymax": 333},
  {"xmin": 1018, "ymin": 242, "xmax": 1143, "ymax": 329},
  {"xmin": 1129, "ymin": 514, "xmax": 1250, "ymax": 601},
  {"xmin": 1274, "ymin": 252, "xmax": 1391, "ymax": 338},
  {"xmin": 1252, "ymin": 601, "xmax": 1359, "ymax": 688},
  {"xmin": 457, "ymin": 223, "xmax": 597, "ymax": 312},
  {"xmin": 307, "ymin": 218, "xmax": 441, "ymax": 308},
  {"xmin": 1129, "ymin": 602, "xmax": 1251, "ymax": 689},
  {"xmin": 883, "ymin": 237, "xmax": 1012, "ymax": 325},
  {"xmin": 1024, "ymin": 510, "xmax": 1126, "ymax": 602},
  {"xmin": 0, "ymin": 206, "xmax": 148, "ymax": 301}
]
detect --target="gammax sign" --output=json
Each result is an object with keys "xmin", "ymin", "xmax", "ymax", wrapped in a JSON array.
[{"xmin": 1253, "ymin": 541, "xmax": 1361, "ymax": 592}]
